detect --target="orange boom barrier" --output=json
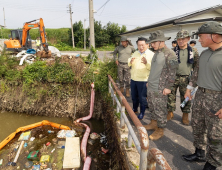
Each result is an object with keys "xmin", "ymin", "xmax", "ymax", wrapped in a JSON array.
[{"xmin": 0, "ymin": 120, "xmax": 70, "ymax": 150}]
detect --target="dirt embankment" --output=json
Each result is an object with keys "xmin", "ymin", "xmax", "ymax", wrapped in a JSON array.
[
  {"xmin": 0, "ymin": 56, "xmax": 102, "ymax": 119},
  {"xmin": 0, "ymin": 86, "xmax": 102, "ymax": 119}
]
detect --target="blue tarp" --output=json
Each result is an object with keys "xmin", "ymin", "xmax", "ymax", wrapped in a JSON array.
[{"xmin": 26, "ymin": 49, "xmax": 36, "ymax": 54}]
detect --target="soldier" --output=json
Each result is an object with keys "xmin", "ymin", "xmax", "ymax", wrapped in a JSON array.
[
  {"xmin": 128, "ymin": 37, "xmax": 154, "ymax": 119},
  {"xmin": 113, "ymin": 36, "xmax": 135, "ymax": 97},
  {"xmin": 144, "ymin": 30, "xmax": 178, "ymax": 140},
  {"xmin": 167, "ymin": 30, "xmax": 199, "ymax": 125},
  {"xmin": 182, "ymin": 21, "xmax": 222, "ymax": 170}
]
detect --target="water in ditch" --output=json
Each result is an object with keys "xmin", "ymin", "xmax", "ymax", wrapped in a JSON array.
[{"xmin": 0, "ymin": 111, "xmax": 110, "ymax": 170}]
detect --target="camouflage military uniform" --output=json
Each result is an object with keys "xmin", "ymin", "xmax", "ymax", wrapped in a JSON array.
[
  {"xmin": 168, "ymin": 30, "xmax": 199, "ymax": 114},
  {"xmin": 189, "ymin": 47, "xmax": 222, "ymax": 167},
  {"xmin": 148, "ymin": 47, "xmax": 178, "ymax": 128},
  {"xmin": 168, "ymin": 47, "xmax": 199, "ymax": 113},
  {"xmin": 117, "ymin": 62, "xmax": 131, "ymax": 88},
  {"xmin": 113, "ymin": 43, "xmax": 135, "ymax": 88}
]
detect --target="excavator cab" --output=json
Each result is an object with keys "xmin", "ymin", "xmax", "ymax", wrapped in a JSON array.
[{"xmin": 5, "ymin": 29, "xmax": 32, "ymax": 52}]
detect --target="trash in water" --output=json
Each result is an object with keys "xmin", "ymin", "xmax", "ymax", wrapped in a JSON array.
[
  {"xmin": 52, "ymin": 138, "xmax": 58, "ymax": 144},
  {"xmin": 90, "ymin": 132, "xmax": 100, "ymax": 140},
  {"xmin": 57, "ymin": 141, "xmax": 65, "ymax": 148},
  {"xmin": 30, "ymin": 137, "xmax": 35, "ymax": 141},
  {"xmin": 46, "ymin": 142, "xmax": 51, "ymax": 147},
  {"xmin": 93, "ymin": 158, "xmax": 97, "ymax": 162},
  {"xmin": 88, "ymin": 139, "xmax": 95, "ymax": 145},
  {"xmin": 40, "ymin": 163, "xmax": 48, "ymax": 169},
  {"xmin": 0, "ymin": 159, "xmax": 3, "ymax": 166},
  {"xmin": 32, "ymin": 164, "xmax": 40, "ymax": 170},
  {"xmin": 57, "ymin": 130, "xmax": 76, "ymax": 138},
  {"xmin": 75, "ymin": 54, "xmax": 80, "ymax": 57},
  {"xmin": 24, "ymin": 161, "xmax": 33, "ymax": 168},
  {"xmin": 27, "ymin": 151, "xmax": 41, "ymax": 161},
  {"xmin": 24, "ymin": 142, "xmax": 28, "ymax": 148},
  {"xmin": 18, "ymin": 131, "xmax": 31, "ymax": 141},
  {"xmin": 48, "ymin": 130, "xmax": 54, "ymax": 134},
  {"xmin": 101, "ymin": 147, "xmax": 109, "ymax": 154},
  {"xmin": 100, "ymin": 133, "xmax": 108, "ymax": 146},
  {"xmin": 51, "ymin": 148, "xmax": 55, "ymax": 153},
  {"xmin": 40, "ymin": 155, "xmax": 50, "ymax": 163}
]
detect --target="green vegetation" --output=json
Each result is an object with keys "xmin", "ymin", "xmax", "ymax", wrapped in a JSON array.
[
  {"xmin": 0, "ymin": 20, "xmax": 126, "ymax": 51},
  {"xmin": 0, "ymin": 46, "xmax": 117, "ymax": 98}
]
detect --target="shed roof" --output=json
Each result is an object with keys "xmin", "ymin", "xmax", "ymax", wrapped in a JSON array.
[{"xmin": 120, "ymin": 4, "xmax": 222, "ymax": 35}]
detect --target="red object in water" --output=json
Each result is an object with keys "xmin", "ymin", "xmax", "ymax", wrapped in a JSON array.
[
  {"xmin": 101, "ymin": 147, "xmax": 109, "ymax": 154},
  {"xmin": 46, "ymin": 142, "xmax": 51, "ymax": 146}
]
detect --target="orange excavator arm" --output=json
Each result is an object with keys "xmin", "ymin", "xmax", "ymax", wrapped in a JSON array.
[{"xmin": 22, "ymin": 18, "xmax": 48, "ymax": 52}]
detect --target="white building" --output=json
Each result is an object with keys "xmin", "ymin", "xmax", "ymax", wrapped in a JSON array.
[{"xmin": 120, "ymin": 4, "xmax": 222, "ymax": 53}]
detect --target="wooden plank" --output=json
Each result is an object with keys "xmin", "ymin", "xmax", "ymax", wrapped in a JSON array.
[{"xmin": 63, "ymin": 137, "xmax": 80, "ymax": 169}]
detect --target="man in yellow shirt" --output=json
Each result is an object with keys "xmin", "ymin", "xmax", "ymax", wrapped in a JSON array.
[{"xmin": 128, "ymin": 37, "xmax": 154, "ymax": 120}]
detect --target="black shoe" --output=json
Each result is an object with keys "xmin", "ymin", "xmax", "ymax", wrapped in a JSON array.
[
  {"xmin": 182, "ymin": 148, "xmax": 206, "ymax": 162},
  {"xmin": 203, "ymin": 162, "xmax": 216, "ymax": 170}
]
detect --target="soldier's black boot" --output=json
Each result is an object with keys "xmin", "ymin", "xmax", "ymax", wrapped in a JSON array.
[
  {"xmin": 182, "ymin": 148, "xmax": 206, "ymax": 162},
  {"xmin": 203, "ymin": 162, "xmax": 216, "ymax": 170}
]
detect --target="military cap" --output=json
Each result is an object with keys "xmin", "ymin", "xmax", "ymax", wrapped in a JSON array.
[
  {"xmin": 120, "ymin": 36, "xmax": 128, "ymax": 41},
  {"xmin": 147, "ymin": 30, "xmax": 171, "ymax": 43},
  {"xmin": 176, "ymin": 30, "xmax": 190, "ymax": 39},
  {"xmin": 194, "ymin": 21, "xmax": 222, "ymax": 35}
]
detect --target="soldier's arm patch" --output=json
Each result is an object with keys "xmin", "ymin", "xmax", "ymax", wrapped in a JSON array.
[{"xmin": 168, "ymin": 58, "xmax": 178, "ymax": 69}]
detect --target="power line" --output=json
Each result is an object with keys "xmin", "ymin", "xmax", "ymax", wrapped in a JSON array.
[
  {"xmin": 158, "ymin": 0, "xmax": 178, "ymax": 15},
  {"xmin": 46, "ymin": 14, "xmax": 68, "ymax": 23},
  {"xmin": 96, "ymin": 0, "xmax": 110, "ymax": 12}
]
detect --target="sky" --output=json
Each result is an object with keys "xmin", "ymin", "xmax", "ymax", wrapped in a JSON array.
[{"xmin": 0, "ymin": 0, "xmax": 221, "ymax": 31}]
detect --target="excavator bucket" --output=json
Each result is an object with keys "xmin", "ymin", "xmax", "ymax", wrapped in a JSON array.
[{"xmin": 36, "ymin": 50, "xmax": 52, "ymax": 58}]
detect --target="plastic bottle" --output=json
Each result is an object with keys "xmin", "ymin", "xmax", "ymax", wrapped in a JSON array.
[
  {"xmin": 48, "ymin": 130, "xmax": 54, "ymax": 134},
  {"xmin": 24, "ymin": 143, "xmax": 28, "ymax": 148},
  {"xmin": 180, "ymin": 87, "xmax": 198, "ymax": 108},
  {"xmin": 51, "ymin": 148, "xmax": 55, "ymax": 153}
]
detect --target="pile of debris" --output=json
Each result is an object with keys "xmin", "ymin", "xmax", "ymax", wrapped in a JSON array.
[{"xmin": 0, "ymin": 125, "xmax": 79, "ymax": 170}]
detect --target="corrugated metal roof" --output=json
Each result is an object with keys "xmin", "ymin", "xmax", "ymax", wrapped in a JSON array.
[{"xmin": 120, "ymin": 4, "xmax": 222, "ymax": 35}]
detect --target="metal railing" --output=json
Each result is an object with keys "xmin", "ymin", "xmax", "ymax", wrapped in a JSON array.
[{"xmin": 108, "ymin": 75, "xmax": 171, "ymax": 170}]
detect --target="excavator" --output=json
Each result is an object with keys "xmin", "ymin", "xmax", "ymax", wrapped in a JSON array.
[{"xmin": 4, "ymin": 18, "xmax": 51, "ymax": 57}]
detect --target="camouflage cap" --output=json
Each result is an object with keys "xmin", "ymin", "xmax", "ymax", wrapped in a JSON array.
[
  {"xmin": 120, "ymin": 36, "xmax": 128, "ymax": 41},
  {"xmin": 147, "ymin": 30, "xmax": 171, "ymax": 43},
  {"xmin": 176, "ymin": 30, "xmax": 190, "ymax": 39},
  {"xmin": 194, "ymin": 21, "xmax": 222, "ymax": 35}
]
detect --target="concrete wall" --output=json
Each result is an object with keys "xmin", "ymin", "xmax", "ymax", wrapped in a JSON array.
[{"xmin": 125, "ymin": 22, "xmax": 222, "ymax": 54}]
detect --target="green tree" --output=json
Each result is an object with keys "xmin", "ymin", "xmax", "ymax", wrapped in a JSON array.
[
  {"xmin": 105, "ymin": 22, "xmax": 127, "ymax": 45},
  {"xmin": 68, "ymin": 20, "xmax": 127, "ymax": 48},
  {"xmin": 94, "ymin": 20, "xmax": 110, "ymax": 47},
  {"xmin": 70, "ymin": 21, "xmax": 84, "ymax": 48}
]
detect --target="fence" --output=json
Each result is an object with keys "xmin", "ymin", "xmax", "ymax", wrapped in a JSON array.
[{"xmin": 108, "ymin": 75, "xmax": 171, "ymax": 170}]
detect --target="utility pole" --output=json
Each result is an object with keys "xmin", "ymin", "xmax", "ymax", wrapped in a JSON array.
[
  {"xmin": 3, "ymin": 7, "xmax": 6, "ymax": 27},
  {"xmin": 84, "ymin": 19, "xmax": 86, "ymax": 50},
  {"xmin": 89, "ymin": 0, "xmax": 95, "ymax": 48},
  {"xmin": 68, "ymin": 4, "xmax": 75, "ymax": 48}
]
